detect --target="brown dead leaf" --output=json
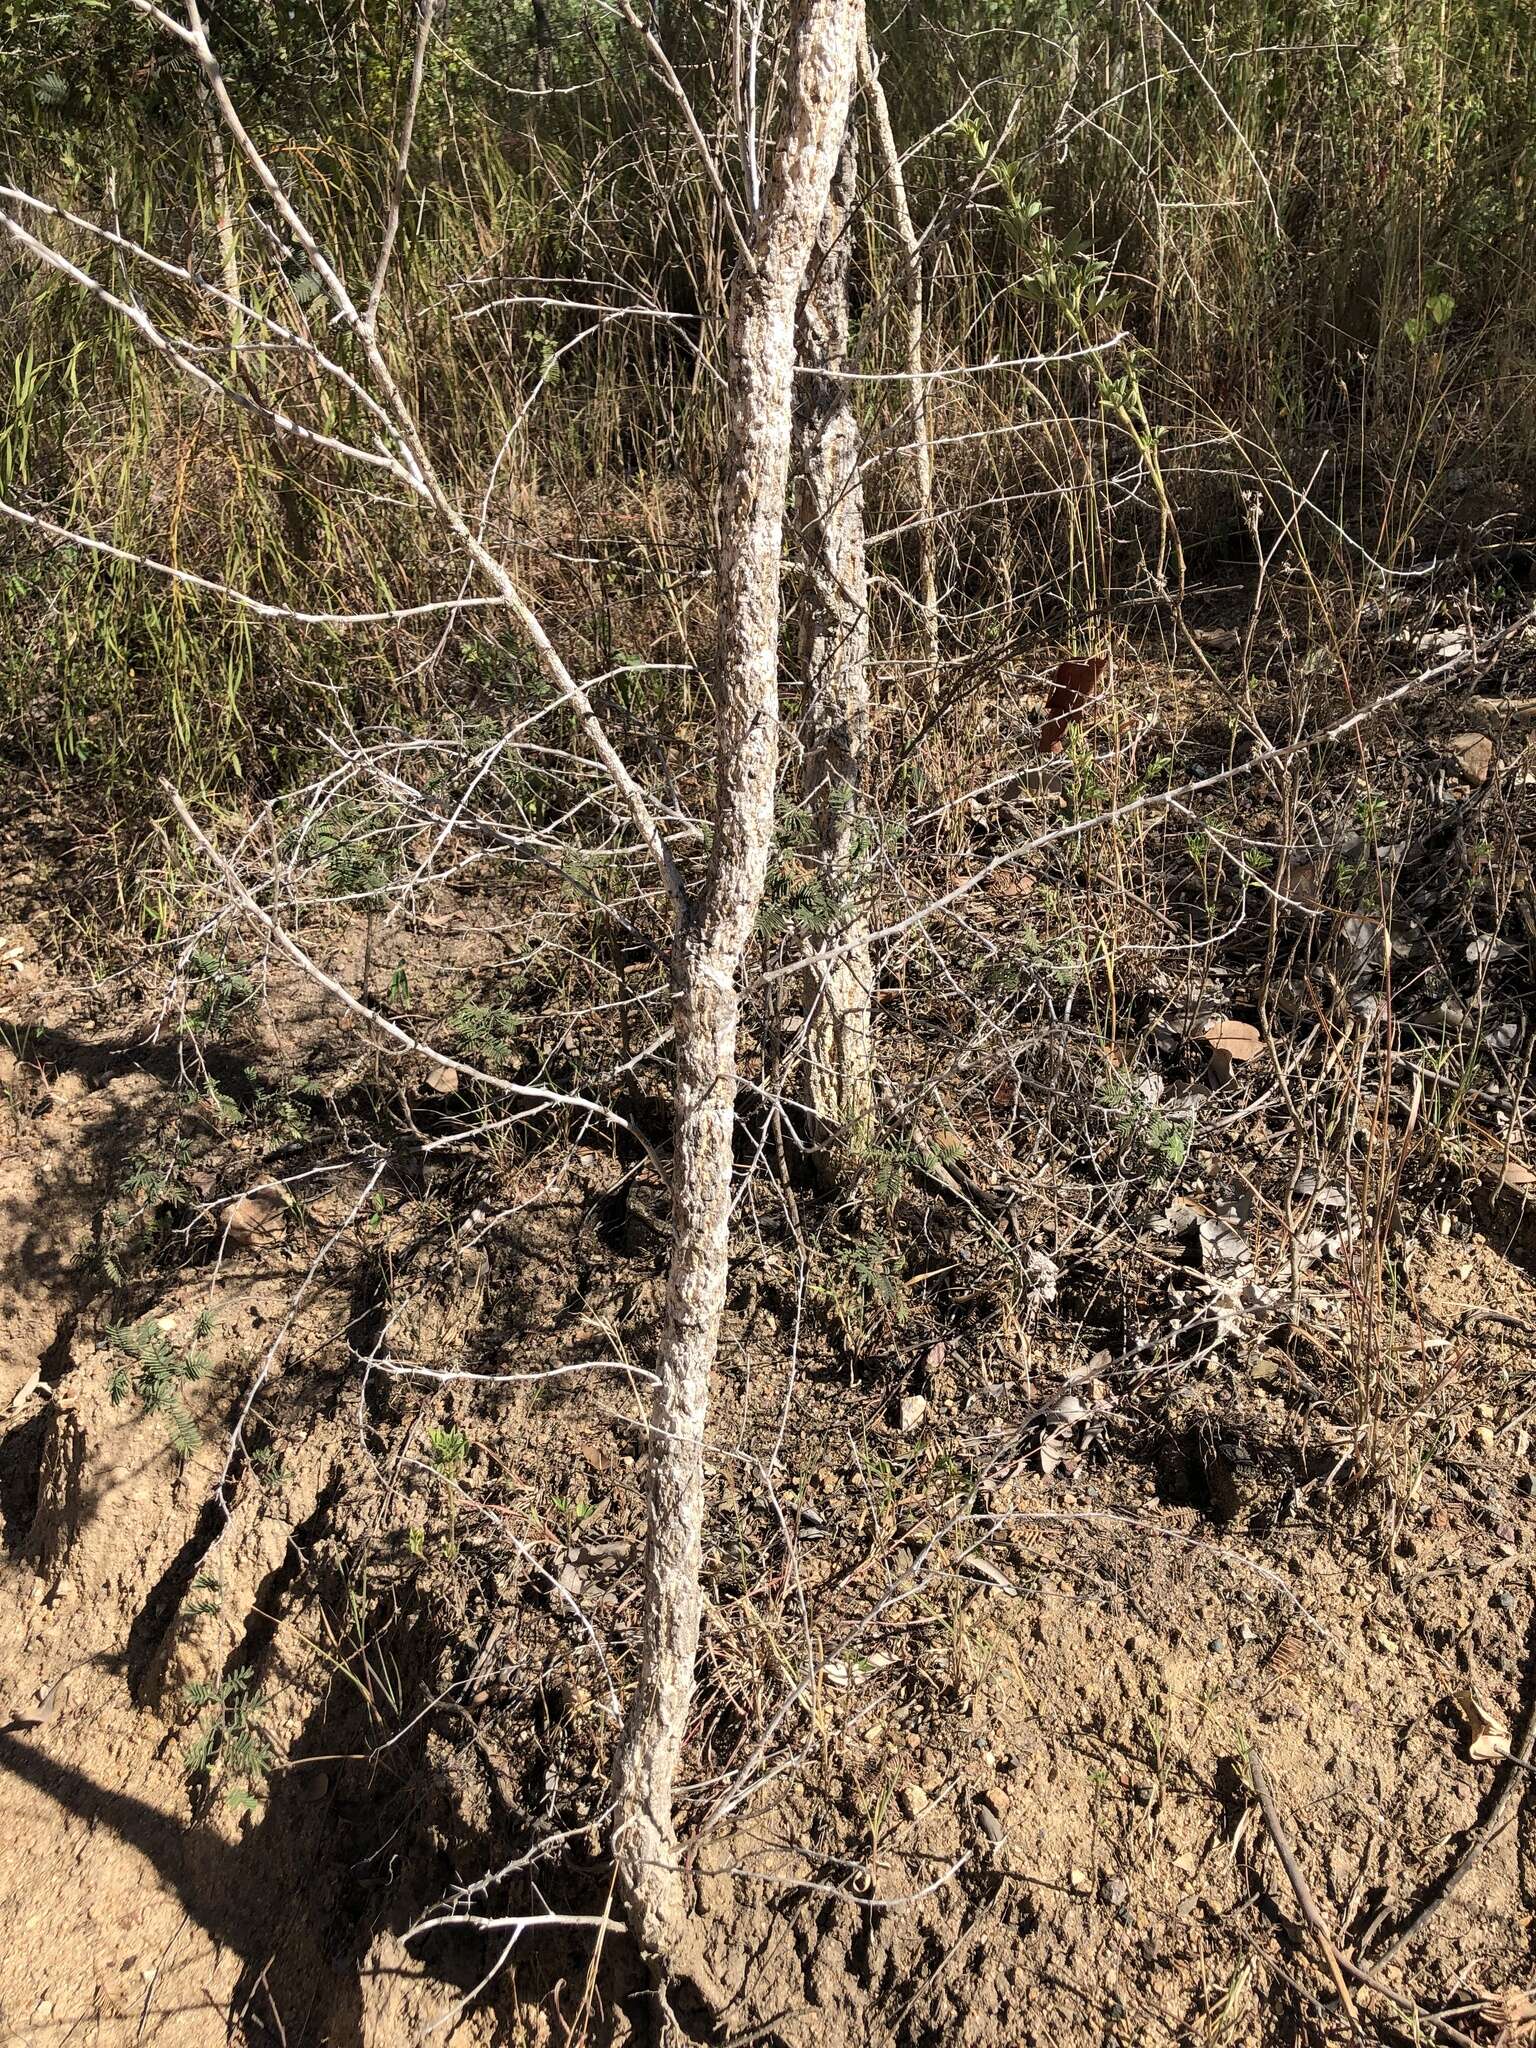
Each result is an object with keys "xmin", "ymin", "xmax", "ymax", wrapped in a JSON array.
[
  {"xmin": 989, "ymin": 868, "xmax": 1036, "ymax": 902},
  {"xmin": 1446, "ymin": 731, "xmax": 1495, "ymax": 785},
  {"xmin": 1453, "ymin": 1685, "xmax": 1512, "ymax": 1762},
  {"xmin": 1196, "ymin": 1016, "xmax": 1263, "ymax": 1082},
  {"xmin": 1041, "ymin": 654, "xmax": 1108, "ymax": 753},
  {"xmin": 1198, "ymin": 1018, "xmax": 1263, "ymax": 1061},
  {"xmin": 223, "ymin": 1184, "xmax": 290, "ymax": 1247}
]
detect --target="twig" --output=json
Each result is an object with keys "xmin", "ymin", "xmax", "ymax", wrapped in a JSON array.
[
  {"xmin": 163, "ymin": 781, "xmax": 649, "ymax": 1143},
  {"xmin": 1246, "ymin": 1746, "xmax": 1359, "ymax": 2021},
  {"xmin": 1246, "ymin": 1745, "xmax": 1482, "ymax": 2048},
  {"xmin": 1363, "ymin": 1665, "xmax": 1536, "ymax": 1969},
  {"xmin": 365, "ymin": 0, "xmax": 436, "ymax": 334},
  {"xmin": 859, "ymin": 29, "xmax": 938, "ymax": 692}
]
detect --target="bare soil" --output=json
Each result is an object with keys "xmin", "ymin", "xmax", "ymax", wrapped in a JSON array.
[{"xmin": 2, "ymin": 789, "xmax": 1534, "ymax": 2048}]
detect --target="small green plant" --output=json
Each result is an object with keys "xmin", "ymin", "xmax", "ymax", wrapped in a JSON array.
[
  {"xmin": 241, "ymin": 1070, "xmax": 319, "ymax": 1145},
  {"xmin": 105, "ymin": 1312, "xmax": 216, "ymax": 1457},
  {"xmin": 812, "ymin": 1227, "xmax": 909, "ymax": 1347},
  {"xmin": 184, "ymin": 947, "xmax": 255, "ymax": 1038},
  {"xmin": 250, "ymin": 1447, "xmax": 287, "ymax": 1493},
  {"xmin": 426, "ymin": 1425, "xmax": 469, "ymax": 1479},
  {"xmin": 184, "ymin": 1571, "xmax": 222, "ymax": 1619},
  {"xmin": 294, "ymin": 797, "xmax": 402, "ymax": 901},
  {"xmin": 100, "ymin": 1135, "xmax": 196, "ymax": 1286},
  {"xmin": 426, "ymin": 1425, "xmax": 470, "ymax": 1557},
  {"xmin": 183, "ymin": 1666, "xmax": 272, "ymax": 1811},
  {"xmin": 446, "ymin": 998, "xmax": 523, "ymax": 1071},
  {"xmin": 1099, "ymin": 1072, "xmax": 1191, "ymax": 1179},
  {"xmin": 551, "ymin": 1492, "xmax": 598, "ymax": 1539},
  {"xmin": 1404, "ymin": 291, "xmax": 1455, "ymax": 346}
]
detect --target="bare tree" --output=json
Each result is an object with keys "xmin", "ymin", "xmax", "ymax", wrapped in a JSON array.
[
  {"xmin": 1, "ymin": 0, "xmax": 863, "ymax": 2001},
  {"xmin": 610, "ymin": 0, "xmax": 863, "ymax": 1972},
  {"xmin": 792, "ymin": 120, "xmax": 875, "ymax": 1164},
  {"xmin": 859, "ymin": 31, "xmax": 939, "ymax": 695}
]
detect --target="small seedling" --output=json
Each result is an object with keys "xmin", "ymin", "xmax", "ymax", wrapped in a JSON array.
[
  {"xmin": 446, "ymin": 997, "xmax": 523, "ymax": 1072},
  {"xmin": 184, "ymin": 946, "xmax": 255, "ymax": 1038},
  {"xmin": 251, "ymin": 1447, "xmax": 287, "ymax": 1493},
  {"xmin": 427, "ymin": 1425, "xmax": 469, "ymax": 1479},
  {"xmin": 106, "ymin": 1313, "xmax": 216, "ymax": 1456},
  {"xmin": 184, "ymin": 1570, "xmax": 222, "ymax": 1620},
  {"xmin": 183, "ymin": 1666, "xmax": 272, "ymax": 1811}
]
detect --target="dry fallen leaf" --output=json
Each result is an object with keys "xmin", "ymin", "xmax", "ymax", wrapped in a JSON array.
[
  {"xmin": 1446, "ymin": 731, "xmax": 1495, "ymax": 785},
  {"xmin": 1198, "ymin": 1017, "xmax": 1262, "ymax": 1061},
  {"xmin": 1196, "ymin": 1016, "xmax": 1263, "ymax": 1083},
  {"xmin": 1040, "ymin": 654, "xmax": 1108, "ymax": 752},
  {"xmin": 223, "ymin": 1184, "xmax": 291, "ymax": 1247},
  {"xmin": 822, "ymin": 1652, "xmax": 895, "ymax": 1689},
  {"xmin": 957, "ymin": 1553, "xmax": 1019, "ymax": 1597},
  {"xmin": 1453, "ymin": 1685, "xmax": 1512, "ymax": 1762}
]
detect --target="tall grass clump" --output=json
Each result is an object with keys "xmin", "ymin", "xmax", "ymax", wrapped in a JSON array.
[{"xmin": 3, "ymin": 0, "xmax": 1534, "ymax": 798}]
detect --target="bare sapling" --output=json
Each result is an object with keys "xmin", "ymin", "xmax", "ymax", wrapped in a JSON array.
[
  {"xmin": 609, "ymin": 0, "xmax": 864, "ymax": 1976},
  {"xmin": 0, "ymin": 0, "xmax": 860, "ymax": 1995},
  {"xmin": 859, "ymin": 30, "xmax": 939, "ymax": 697},
  {"xmin": 791, "ymin": 119, "xmax": 876, "ymax": 1165}
]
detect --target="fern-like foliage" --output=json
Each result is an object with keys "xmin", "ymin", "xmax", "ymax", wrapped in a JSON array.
[{"xmin": 106, "ymin": 1315, "xmax": 216, "ymax": 1457}]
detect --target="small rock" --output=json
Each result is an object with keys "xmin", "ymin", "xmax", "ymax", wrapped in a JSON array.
[
  {"xmin": 973, "ymin": 1798, "xmax": 1005, "ymax": 1847},
  {"xmin": 1446, "ymin": 732, "xmax": 1495, "ymax": 784},
  {"xmin": 897, "ymin": 1394, "xmax": 928, "ymax": 1434},
  {"xmin": 223, "ymin": 1185, "xmax": 289, "ymax": 1247},
  {"xmin": 1099, "ymin": 1871, "xmax": 1130, "ymax": 1908},
  {"xmin": 1476, "ymin": 1159, "xmax": 1536, "ymax": 1260},
  {"xmin": 900, "ymin": 1783, "xmax": 929, "ymax": 1820}
]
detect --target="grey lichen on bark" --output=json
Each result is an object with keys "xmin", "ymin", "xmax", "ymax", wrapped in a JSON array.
[
  {"xmin": 792, "ymin": 119, "xmax": 876, "ymax": 1165},
  {"xmin": 860, "ymin": 30, "xmax": 940, "ymax": 699},
  {"xmin": 610, "ymin": 0, "xmax": 864, "ymax": 1988}
]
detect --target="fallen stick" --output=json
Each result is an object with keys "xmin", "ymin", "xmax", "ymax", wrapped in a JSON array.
[
  {"xmin": 1246, "ymin": 1745, "xmax": 1482, "ymax": 2048},
  {"xmin": 1364, "ymin": 1669, "xmax": 1536, "ymax": 1970}
]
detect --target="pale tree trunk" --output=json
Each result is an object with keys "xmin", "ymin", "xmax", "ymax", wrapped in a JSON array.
[
  {"xmin": 859, "ymin": 33, "xmax": 939, "ymax": 698},
  {"xmin": 531, "ymin": 0, "xmax": 552, "ymax": 94},
  {"xmin": 793, "ymin": 123, "xmax": 875, "ymax": 1162},
  {"xmin": 611, "ymin": 0, "xmax": 862, "ymax": 1982}
]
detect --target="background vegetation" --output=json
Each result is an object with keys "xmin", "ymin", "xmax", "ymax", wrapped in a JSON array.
[{"xmin": 3, "ymin": 0, "xmax": 1533, "ymax": 794}]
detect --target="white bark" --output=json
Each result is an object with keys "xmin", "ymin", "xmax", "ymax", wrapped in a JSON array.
[
  {"xmin": 611, "ymin": 0, "xmax": 862, "ymax": 1975},
  {"xmin": 859, "ymin": 33, "xmax": 940, "ymax": 695},
  {"xmin": 793, "ymin": 123, "xmax": 875, "ymax": 1159}
]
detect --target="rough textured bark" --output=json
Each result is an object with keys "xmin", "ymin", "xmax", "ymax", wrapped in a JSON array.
[
  {"xmin": 531, "ymin": 0, "xmax": 552, "ymax": 94},
  {"xmin": 793, "ymin": 124, "xmax": 875, "ymax": 1159},
  {"xmin": 859, "ymin": 32, "xmax": 939, "ymax": 696},
  {"xmin": 611, "ymin": 0, "xmax": 862, "ymax": 1977}
]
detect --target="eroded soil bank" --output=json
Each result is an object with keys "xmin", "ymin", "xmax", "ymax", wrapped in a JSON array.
[{"xmin": 2, "ymin": 783, "xmax": 1534, "ymax": 2047}]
